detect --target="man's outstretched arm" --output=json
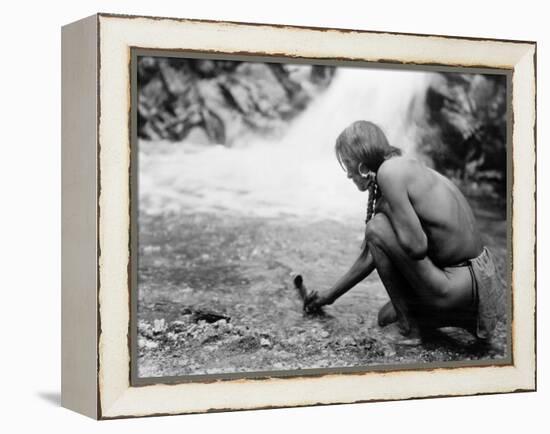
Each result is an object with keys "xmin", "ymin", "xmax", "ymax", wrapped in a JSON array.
[{"xmin": 305, "ymin": 246, "xmax": 376, "ymax": 310}]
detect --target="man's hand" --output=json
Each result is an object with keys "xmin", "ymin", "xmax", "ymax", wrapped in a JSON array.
[{"xmin": 303, "ymin": 290, "xmax": 330, "ymax": 313}]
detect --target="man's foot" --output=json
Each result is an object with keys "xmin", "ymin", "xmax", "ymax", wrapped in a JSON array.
[
  {"xmin": 377, "ymin": 301, "xmax": 398, "ymax": 327},
  {"xmin": 378, "ymin": 300, "xmax": 423, "ymax": 343},
  {"xmin": 384, "ymin": 322, "xmax": 423, "ymax": 346}
]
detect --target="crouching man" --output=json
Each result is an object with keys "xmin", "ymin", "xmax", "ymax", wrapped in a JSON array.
[{"xmin": 305, "ymin": 120, "xmax": 498, "ymax": 342}]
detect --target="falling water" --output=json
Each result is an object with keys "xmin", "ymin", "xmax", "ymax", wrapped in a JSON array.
[{"xmin": 139, "ymin": 67, "xmax": 434, "ymax": 221}]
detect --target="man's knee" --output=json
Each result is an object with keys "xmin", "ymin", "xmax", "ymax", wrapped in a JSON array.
[{"xmin": 365, "ymin": 213, "xmax": 393, "ymax": 245}]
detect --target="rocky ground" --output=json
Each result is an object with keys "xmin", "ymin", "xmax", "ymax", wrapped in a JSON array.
[{"xmin": 136, "ymin": 198, "xmax": 508, "ymax": 379}]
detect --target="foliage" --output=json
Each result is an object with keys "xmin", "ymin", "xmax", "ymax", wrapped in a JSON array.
[{"xmin": 418, "ymin": 73, "xmax": 507, "ymax": 199}]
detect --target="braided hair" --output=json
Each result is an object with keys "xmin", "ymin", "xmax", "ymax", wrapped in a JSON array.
[
  {"xmin": 365, "ymin": 180, "xmax": 379, "ymax": 224},
  {"xmin": 362, "ymin": 179, "xmax": 379, "ymax": 249},
  {"xmin": 334, "ymin": 120, "xmax": 401, "ymax": 249}
]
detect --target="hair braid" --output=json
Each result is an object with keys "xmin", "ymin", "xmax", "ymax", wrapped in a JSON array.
[
  {"xmin": 366, "ymin": 182, "xmax": 378, "ymax": 224},
  {"xmin": 362, "ymin": 181, "xmax": 379, "ymax": 249}
]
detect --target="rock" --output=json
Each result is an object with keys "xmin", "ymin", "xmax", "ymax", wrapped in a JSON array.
[
  {"xmin": 139, "ymin": 338, "xmax": 159, "ymax": 350},
  {"xmin": 167, "ymin": 321, "xmax": 186, "ymax": 334},
  {"xmin": 137, "ymin": 57, "xmax": 336, "ymax": 144},
  {"xmin": 201, "ymin": 334, "xmax": 221, "ymax": 345},
  {"xmin": 143, "ymin": 245, "xmax": 161, "ymax": 253},
  {"xmin": 227, "ymin": 335, "xmax": 260, "ymax": 352},
  {"xmin": 185, "ymin": 127, "xmax": 210, "ymax": 145},
  {"xmin": 341, "ymin": 336, "xmax": 355, "ymax": 347},
  {"xmin": 192, "ymin": 309, "xmax": 230, "ymax": 324},
  {"xmin": 192, "ymin": 59, "xmax": 217, "ymax": 77},
  {"xmin": 137, "ymin": 320, "xmax": 154, "ymax": 338},
  {"xmin": 153, "ymin": 318, "xmax": 166, "ymax": 333},
  {"xmin": 158, "ymin": 59, "xmax": 191, "ymax": 95}
]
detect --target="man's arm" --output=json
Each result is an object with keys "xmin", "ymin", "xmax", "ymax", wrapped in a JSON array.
[
  {"xmin": 305, "ymin": 246, "xmax": 376, "ymax": 310},
  {"xmin": 377, "ymin": 159, "xmax": 428, "ymax": 260},
  {"xmin": 325, "ymin": 247, "xmax": 376, "ymax": 304}
]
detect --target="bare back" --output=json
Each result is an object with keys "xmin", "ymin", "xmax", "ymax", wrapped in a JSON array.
[{"xmin": 376, "ymin": 157, "xmax": 482, "ymax": 267}]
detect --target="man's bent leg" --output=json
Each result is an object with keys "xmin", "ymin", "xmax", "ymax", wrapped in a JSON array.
[
  {"xmin": 366, "ymin": 213, "xmax": 474, "ymax": 324},
  {"xmin": 369, "ymin": 241, "xmax": 423, "ymax": 336},
  {"xmin": 377, "ymin": 300, "xmax": 397, "ymax": 327}
]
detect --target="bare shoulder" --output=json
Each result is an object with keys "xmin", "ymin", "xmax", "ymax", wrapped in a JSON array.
[{"xmin": 377, "ymin": 157, "xmax": 423, "ymax": 187}]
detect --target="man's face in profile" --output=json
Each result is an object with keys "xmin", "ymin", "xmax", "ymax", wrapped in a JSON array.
[{"xmin": 341, "ymin": 157, "xmax": 374, "ymax": 192}]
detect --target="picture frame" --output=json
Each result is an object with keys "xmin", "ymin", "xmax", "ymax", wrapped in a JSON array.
[{"xmin": 61, "ymin": 13, "xmax": 536, "ymax": 419}]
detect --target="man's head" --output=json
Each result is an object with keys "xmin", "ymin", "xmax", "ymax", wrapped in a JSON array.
[{"xmin": 335, "ymin": 120, "xmax": 402, "ymax": 191}]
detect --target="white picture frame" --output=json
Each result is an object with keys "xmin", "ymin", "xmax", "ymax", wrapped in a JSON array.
[{"xmin": 61, "ymin": 13, "xmax": 536, "ymax": 419}]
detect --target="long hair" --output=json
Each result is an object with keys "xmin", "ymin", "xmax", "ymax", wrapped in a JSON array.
[
  {"xmin": 335, "ymin": 121, "xmax": 402, "ymax": 248},
  {"xmin": 335, "ymin": 120, "xmax": 402, "ymax": 174}
]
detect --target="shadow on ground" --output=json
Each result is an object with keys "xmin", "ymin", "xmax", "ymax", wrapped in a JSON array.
[{"xmin": 37, "ymin": 391, "xmax": 61, "ymax": 407}]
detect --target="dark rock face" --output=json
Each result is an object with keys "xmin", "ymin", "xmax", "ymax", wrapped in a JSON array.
[{"xmin": 137, "ymin": 57, "xmax": 336, "ymax": 145}]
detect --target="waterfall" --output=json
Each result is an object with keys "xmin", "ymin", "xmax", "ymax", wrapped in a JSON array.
[{"xmin": 139, "ymin": 66, "xmax": 434, "ymax": 221}]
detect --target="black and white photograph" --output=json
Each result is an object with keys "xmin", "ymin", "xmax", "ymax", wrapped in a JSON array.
[
  {"xmin": 133, "ymin": 54, "xmax": 510, "ymax": 380},
  {"xmin": 1, "ymin": 0, "xmax": 544, "ymax": 428}
]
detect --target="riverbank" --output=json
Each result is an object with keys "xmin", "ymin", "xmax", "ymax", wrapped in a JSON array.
[{"xmin": 137, "ymin": 203, "xmax": 508, "ymax": 378}]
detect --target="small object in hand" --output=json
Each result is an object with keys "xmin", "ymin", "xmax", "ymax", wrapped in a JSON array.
[{"xmin": 292, "ymin": 274, "xmax": 323, "ymax": 314}]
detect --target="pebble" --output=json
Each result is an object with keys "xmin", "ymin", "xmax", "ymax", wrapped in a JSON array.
[
  {"xmin": 153, "ymin": 318, "xmax": 166, "ymax": 332},
  {"xmin": 320, "ymin": 331, "xmax": 330, "ymax": 338},
  {"xmin": 139, "ymin": 338, "xmax": 159, "ymax": 350},
  {"xmin": 143, "ymin": 245, "xmax": 161, "ymax": 253},
  {"xmin": 341, "ymin": 336, "xmax": 355, "ymax": 346}
]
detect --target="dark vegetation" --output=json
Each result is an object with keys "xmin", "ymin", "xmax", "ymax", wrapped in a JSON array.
[{"xmin": 419, "ymin": 73, "xmax": 507, "ymax": 200}]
